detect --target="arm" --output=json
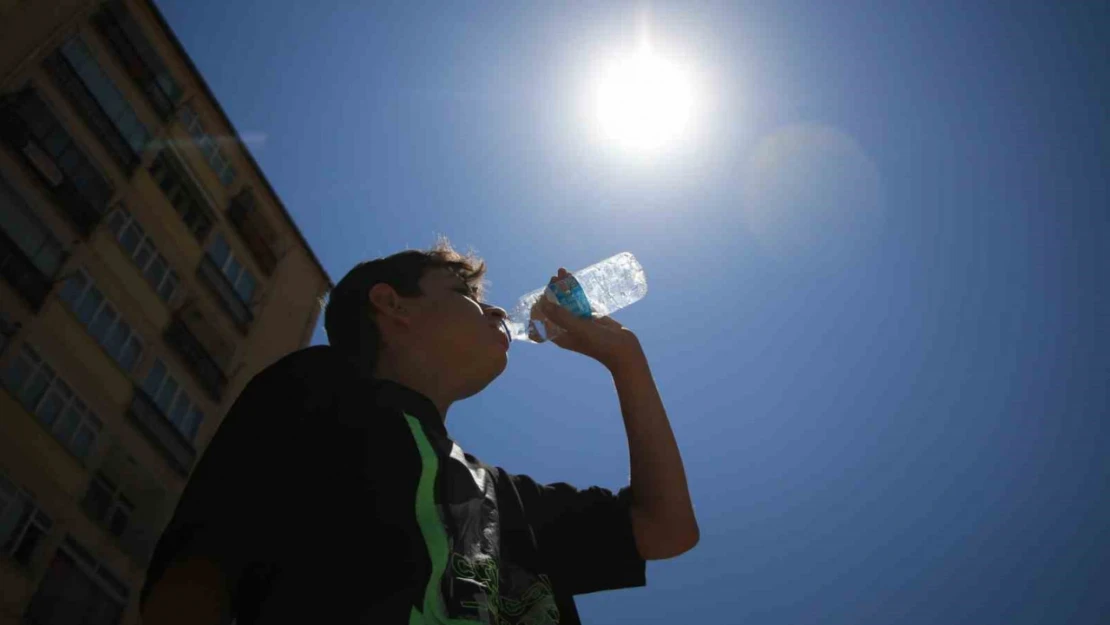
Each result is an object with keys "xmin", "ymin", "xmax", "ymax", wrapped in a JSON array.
[
  {"xmin": 609, "ymin": 345, "xmax": 700, "ymax": 560},
  {"xmin": 536, "ymin": 281, "xmax": 700, "ymax": 560}
]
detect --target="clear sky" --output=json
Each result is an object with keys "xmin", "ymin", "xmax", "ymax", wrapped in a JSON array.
[{"xmin": 156, "ymin": 1, "xmax": 1108, "ymax": 622}]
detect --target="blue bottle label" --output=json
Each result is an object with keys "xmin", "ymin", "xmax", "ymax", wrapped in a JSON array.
[{"xmin": 546, "ymin": 275, "xmax": 592, "ymax": 319}]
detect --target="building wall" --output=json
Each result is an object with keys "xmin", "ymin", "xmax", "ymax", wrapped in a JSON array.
[{"xmin": 0, "ymin": 1, "xmax": 331, "ymax": 623}]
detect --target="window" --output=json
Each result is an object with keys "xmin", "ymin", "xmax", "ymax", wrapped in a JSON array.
[
  {"xmin": 81, "ymin": 473, "xmax": 134, "ymax": 539},
  {"xmin": 0, "ymin": 89, "xmax": 113, "ymax": 234},
  {"xmin": 0, "ymin": 172, "xmax": 63, "ymax": 309},
  {"xmin": 206, "ymin": 233, "xmax": 257, "ymax": 305},
  {"xmin": 24, "ymin": 536, "xmax": 128, "ymax": 625},
  {"xmin": 0, "ymin": 472, "xmax": 53, "ymax": 566},
  {"xmin": 142, "ymin": 359, "xmax": 204, "ymax": 442},
  {"xmin": 148, "ymin": 151, "xmax": 213, "ymax": 241},
  {"xmin": 2, "ymin": 344, "xmax": 103, "ymax": 461},
  {"xmin": 0, "ymin": 313, "xmax": 16, "ymax": 354},
  {"xmin": 178, "ymin": 104, "xmax": 236, "ymax": 186},
  {"xmin": 226, "ymin": 189, "xmax": 280, "ymax": 275},
  {"xmin": 44, "ymin": 36, "xmax": 151, "ymax": 171},
  {"xmin": 93, "ymin": 0, "xmax": 183, "ymax": 119},
  {"xmin": 104, "ymin": 206, "xmax": 179, "ymax": 302},
  {"xmin": 163, "ymin": 315, "xmax": 230, "ymax": 401},
  {"xmin": 58, "ymin": 269, "xmax": 144, "ymax": 372},
  {"xmin": 0, "ymin": 171, "xmax": 66, "ymax": 279}
]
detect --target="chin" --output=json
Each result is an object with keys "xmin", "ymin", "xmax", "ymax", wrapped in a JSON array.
[
  {"xmin": 484, "ymin": 353, "xmax": 509, "ymax": 386},
  {"xmin": 459, "ymin": 353, "xmax": 507, "ymax": 399}
]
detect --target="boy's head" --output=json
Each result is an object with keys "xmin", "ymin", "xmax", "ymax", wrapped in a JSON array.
[{"xmin": 324, "ymin": 239, "xmax": 510, "ymax": 400}]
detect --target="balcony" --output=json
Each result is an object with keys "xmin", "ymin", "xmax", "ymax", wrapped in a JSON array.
[
  {"xmin": 92, "ymin": 1, "xmax": 182, "ymax": 120},
  {"xmin": 164, "ymin": 316, "xmax": 227, "ymax": 401},
  {"xmin": 116, "ymin": 516, "xmax": 158, "ymax": 566},
  {"xmin": 0, "ymin": 227, "xmax": 53, "ymax": 311},
  {"xmin": 148, "ymin": 151, "xmax": 214, "ymax": 243},
  {"xmin": 197, "ymin": 255, "xmax": 253, "ymax": 332},
  {"xmin": 128, "ymin": 386, "xmax": 196, "ymax": 476},
  {"xmin": 228, "ymin": 190, "xmax": 279, "ymax": 276},
  {"xmin": 82, "ymin": 447, "xmax": 168, "ymax": 566},
  {"xmin": 42, "ymin": 48, "xmax": 139, "ymax": 174},
  {"xmin": 0, "ymin": 90, "xmax": 112, "ymax": 236}
]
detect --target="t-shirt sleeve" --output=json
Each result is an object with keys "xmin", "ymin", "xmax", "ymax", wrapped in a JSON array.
[
  {"xmin": 139, "ymin": 357, "xmax": 326, "ymax": 613},
  {"xmin": 509, "ymin": 473, "xmax": 647, "ymax": 596}
]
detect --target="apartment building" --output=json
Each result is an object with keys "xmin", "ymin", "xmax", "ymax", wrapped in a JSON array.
[{"xmin": 0, "ymin": 1, "xmax": 332, "ymax": 623}]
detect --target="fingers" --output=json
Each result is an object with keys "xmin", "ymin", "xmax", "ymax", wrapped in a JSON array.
[
  {"xmin": 593, "ymin": 316, "xmax": 622, "ymax": 328},
  {"xmin": 539, "ymin": 296, "xmax": 569, "ymax": 321},
  {"xmin": 541, "ymin": 298, "xmax": 615, "ymax": 332},
  {"xmin": 539, "ymin": 298, "xmax": 581, "ymax": 329}
]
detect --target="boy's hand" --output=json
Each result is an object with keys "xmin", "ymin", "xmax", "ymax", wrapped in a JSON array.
[{"xmin": 532, "ymin": 268, "xmax": 645, "ymax": 372}]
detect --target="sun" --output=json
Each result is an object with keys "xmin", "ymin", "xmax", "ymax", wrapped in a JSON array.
[{"xmin": 595, "ymin": 47, "xmax": 694, "ymax": 153}]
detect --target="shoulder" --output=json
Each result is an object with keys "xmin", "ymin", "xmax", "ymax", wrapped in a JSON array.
[
  {"xmin": 230, "ymin": 346, "xmax": 361, "ymax": 418},
  {"xmin": 247, "ymin": 345, "xmax": 351, "ymax": 394}
]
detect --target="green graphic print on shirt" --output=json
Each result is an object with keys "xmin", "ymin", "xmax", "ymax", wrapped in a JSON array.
[{"xmin": 404, "ymin": 414, "xmax": 561, "ymax": 625}]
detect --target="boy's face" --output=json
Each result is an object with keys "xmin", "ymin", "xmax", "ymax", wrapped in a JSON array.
[{"xmin": 402, "ymin": 268, "xmax": 510, "ymax": 397}]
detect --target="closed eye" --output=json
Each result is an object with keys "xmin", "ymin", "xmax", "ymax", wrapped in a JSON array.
[{"xmin": 455, "ymin": 287, "xmax": 481, "ymax": 303}]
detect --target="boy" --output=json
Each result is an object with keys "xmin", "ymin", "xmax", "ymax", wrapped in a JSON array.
[{"xmin": 140, "ymin": 240, "xmax": 697, "ymax": 624}]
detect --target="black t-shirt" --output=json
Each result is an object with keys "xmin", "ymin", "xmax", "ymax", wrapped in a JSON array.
[{"xmin": 140, "ymin": 346, "xmax": 646, "ymax": 624}]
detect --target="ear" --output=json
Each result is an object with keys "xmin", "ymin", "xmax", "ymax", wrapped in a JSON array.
[{"xmin": 368, "ymin": 283, "xmax": 411, "ymax": 326}]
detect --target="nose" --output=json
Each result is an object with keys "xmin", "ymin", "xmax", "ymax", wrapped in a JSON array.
[{"xmin": 482, "ymin": 303, "xmax": 508, "ymax": 321}]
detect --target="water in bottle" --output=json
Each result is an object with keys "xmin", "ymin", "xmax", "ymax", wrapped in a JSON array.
[{"xmin": 505, "ymin": 252, "xmax": 647, "ymax": 344}]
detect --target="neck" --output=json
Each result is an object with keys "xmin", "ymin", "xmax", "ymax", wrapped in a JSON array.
[{"xmin": 372, "ymin": 350, "xmax": 453, "ymax": 422}]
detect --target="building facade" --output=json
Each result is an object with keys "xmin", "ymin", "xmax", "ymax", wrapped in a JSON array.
[{"xmin": 0, "ymin": 1, "xmax": 332, "ymax": 623}]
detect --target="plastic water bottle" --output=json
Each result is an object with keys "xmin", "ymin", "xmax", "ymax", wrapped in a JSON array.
[{"xmin": 505, "ymin": 252, "xmax": 648, "ymax": 344}]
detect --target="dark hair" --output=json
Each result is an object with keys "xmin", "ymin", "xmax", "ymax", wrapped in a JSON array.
[{"xmin": 323, "ymin": 237, "xmax": 487, "ymax": 371}]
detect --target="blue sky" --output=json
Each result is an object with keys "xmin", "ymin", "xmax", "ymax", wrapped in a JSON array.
[{"xmin": 157, "ymin": 1, "xmax": 1108, "ymax": 622}]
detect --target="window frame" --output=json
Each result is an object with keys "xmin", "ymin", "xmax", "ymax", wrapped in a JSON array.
[
  {"xmin": 0, "ymin": 313, "xmax": 16, "ymax": 355},
  {"xmin": 2, "ymin": 343, "xmax": 104, "ymax": 462},
  {"xmin": 177, "ymin": 103, "xmax": 237, "ymax": 187},
  {"xmin": 1, "ymin": 88, "xmax": 115, "ymax": 234},
  {"xmin": 82, "ymin": 472, "xmax": 134, "ymax": 539},
  {"xmin": 93, "ymin": 0, "xmax": 183, "ymax": 119},
  {"xmin": 58, "ymin": 267, "xmax": 145, "ymax": 372},
  {"xmin": 23, "ymin": 535, "xmax": 131, "ymax": 621},
  {"xmin": 104, "ymin": 205, "xmax": 180, "ymax": 303},
  {"xmin": 141, "ymin": 358, "xmax": 204, "ymax": 442},
  {"xmin": 44, "ymin": 35, "xmax": 152, "ymax": 171},
  {"xmin": 0, "ymin": 472, "xmax": 54, "ymax": 567},
  {"xmin": 148, "ymin": 150, "xmax": 214, "ymax": 241},
  {"xmin": 206, "ymin": 232, "xmax": 258, "ymax": 305},
  {"xmin": 0, "ymin": 169, "xmax": 67, "ymax": 280}
]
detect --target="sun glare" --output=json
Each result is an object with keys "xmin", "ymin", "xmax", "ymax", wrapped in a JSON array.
[{"xmin": 596, "ymin": 47, "xmax": 694, "ymax": 153}]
